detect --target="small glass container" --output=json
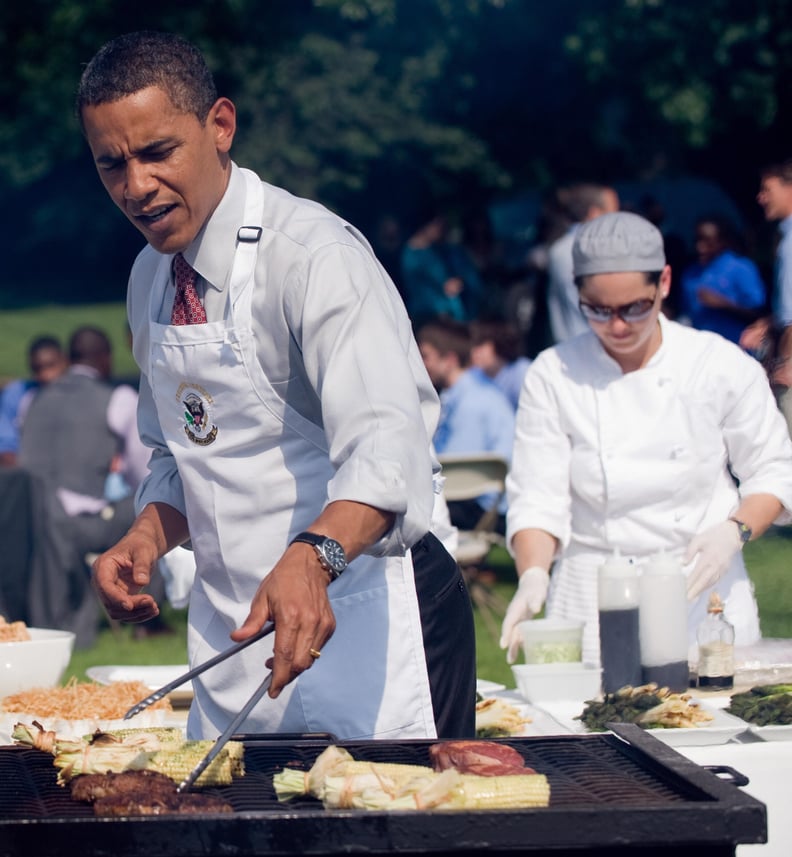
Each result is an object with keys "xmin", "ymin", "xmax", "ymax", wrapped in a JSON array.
[
  {"xmin": 697, "ymin": 592, "xmax": 735, "ymax": 690},
  {"xmin": 518, "ymin": 618, "xmax": 583, "ymax": 664}
]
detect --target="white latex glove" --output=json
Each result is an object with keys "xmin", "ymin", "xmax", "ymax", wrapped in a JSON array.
[
  {"xmin": 684, "ymin": 520, "xmax": 744, "ymax": 601},
  {"xmin": 499, "ymin": 566, "xmax": 551, "ymax": 664}
]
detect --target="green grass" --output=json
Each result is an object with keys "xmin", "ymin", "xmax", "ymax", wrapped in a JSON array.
[
  {"xmin": 63, "ymin": 529, "xmax": 792, "ymax": 690},
  {"xmin": 8, "ymin": 304, "xmax": 790, "ymax": 690},
  {"xmin": 0, "ymin": 303, "xmax": 137, "ymax": 385}
]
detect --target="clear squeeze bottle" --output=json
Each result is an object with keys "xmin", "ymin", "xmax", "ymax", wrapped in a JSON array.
[
  {"xmin": 598, "ymin": 549, "xmax": 642, "ymax": 694},
  {"xmin": 697, "ymin": 592, "xmax": 735, "ymax": 690},
  {"xmin": 639, "ymin": 551, "xmax": 690, "ymax": 692}
]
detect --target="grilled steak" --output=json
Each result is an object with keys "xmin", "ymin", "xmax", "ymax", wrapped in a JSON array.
[
  {"xmin": 70, "ymin": 770, "xmax": 233, "ymax": 816},
  {"xmin": 71, "ymin": 770, "xmax": 177, "ymax": 803},
  {"xmin": 93, "ymin": 792, "xmax": 233, "ymax": 816},
  {"xmin": 429, "ymin": 740, "xmax": 535, "ymax": 776}
]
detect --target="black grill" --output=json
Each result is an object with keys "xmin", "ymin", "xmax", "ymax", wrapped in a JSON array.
[{"xmin": 0, "ymin": 725, "xmax": 766, "ymax": 857}]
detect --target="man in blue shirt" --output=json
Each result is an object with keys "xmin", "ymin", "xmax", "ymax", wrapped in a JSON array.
[
  {"xmin": 417, "ymin": 317, "xmax": 515, "ymax": 533},
  {"xmin": 680, "ymin": 215, "xmax": 766, "ymax": 344},
  {"xmin": 0, "ymin": 336, "xmax": 66, "ymax": 468},
  {"xmin": 741, "ymin": 160, "xmax": 792, "ymax": 436}
]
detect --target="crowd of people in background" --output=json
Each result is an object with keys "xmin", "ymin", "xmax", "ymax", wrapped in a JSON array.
[{"xmin": 3, "ymin": 160, "xmax": 792, "ymax": 652}]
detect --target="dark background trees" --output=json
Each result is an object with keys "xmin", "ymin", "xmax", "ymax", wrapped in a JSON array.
[{"xmin": 1, "ymin": 0, "xmax": 791, "ymax": 304}]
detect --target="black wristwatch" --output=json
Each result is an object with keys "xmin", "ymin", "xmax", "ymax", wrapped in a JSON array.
[
  {"xmin": 290, "ymin": 531, "xmax": 348, "ymax": 580},
  {"xmin": 729, "ymin": 517, "xmax": 753, "ymax": 544}
]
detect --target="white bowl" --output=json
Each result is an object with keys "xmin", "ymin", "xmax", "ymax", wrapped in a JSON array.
[
  {"xmin": 0, "ymin": 628, "xmax": 76, "ymax": 698},
  {"xmin": 512, "ymin": 662, "xmax": 602, "ymax": 703}
]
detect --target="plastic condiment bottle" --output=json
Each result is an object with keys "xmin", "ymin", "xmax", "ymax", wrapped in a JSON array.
[
  {"xmin": 598, "ymin": 549, "xmax": 642, "ymax": 694},
  {"xmin": 638, "ymin": 552, "xmax": 690, "ymax": 692},
  {"xmin": 696, "ymin": 592, "xmax": 735, "ymax": 690}
]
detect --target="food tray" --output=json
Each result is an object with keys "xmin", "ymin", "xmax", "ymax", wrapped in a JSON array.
[{"xmin": 536, "ymin": 699, "xmax": 751, "ymax": 747}]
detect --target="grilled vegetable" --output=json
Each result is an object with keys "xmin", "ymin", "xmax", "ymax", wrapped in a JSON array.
[
  {"xmin": 475, "ymin": 698, "xmax": 531, "ymax": 738},
  {"xmin": 273, "ymin": 744, "xmax": 550, "ymax": 811},
  {"xmin": 576, "ymin": 684, "xmax": 712, "ymax": 732},
  {"xmin": 13, "ymin": 721, "xmax": 244, "ymax": 787},
  {"xmin": 413, "ymin": 769, "xmax": 550, "ymax": 810},
  {"xmin": 726, "ymin": 684, "xmax": 792, "ymax": 726},
  {"xmin": 273, "ymin": 744, "xmax": 434, "ymax": 802},
  {"xmin": 321, "ymin": 768, "xmax": 550, "ymax": 810}
]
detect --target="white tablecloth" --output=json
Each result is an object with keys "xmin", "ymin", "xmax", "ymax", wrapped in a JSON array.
[{"xmin": 675, "ymin": 738, "xmax": 790, "ymax": 856}]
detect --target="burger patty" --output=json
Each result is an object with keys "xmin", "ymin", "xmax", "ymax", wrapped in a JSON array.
[{"xmin": 70, "ymin": 770, "xmax": 233, "ymax": 815}]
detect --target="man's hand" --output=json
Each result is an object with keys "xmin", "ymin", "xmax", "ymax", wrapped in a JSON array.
[
  {"xmin": 499, "ymin": 566, "xmax": 550, "ymax": 664},
  {"xmin": 770, "ymin": 359, "xmax": 792, "ymax": 388},
  {"xmin": 231, "ymin": 542, "xmax": 337, "ymax": 697},
  {"xmin": 739, "ymin": 316, "xmax": 771, "ymax": 352},
  {"xmin": 91, "ymin": 529, "xmax": 162, "ymax": 623},
  {"xmin": 696, "ymin": 287, "xmax": 732, "ymax": 309},
  {"xmin": 92, "ymin": 502, "xmax": 188, "ymax": 623},
  {"xmin": 684, "ymin": 520, "xmax": 744, "ymax": 601}
]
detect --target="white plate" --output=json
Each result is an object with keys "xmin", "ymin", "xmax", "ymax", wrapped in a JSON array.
[
  {"xmin": 87, "ymin": 664, "xmax": 193, "ymax": 705},
  {"xmin": 536, "ymin": 699, "xmax": 750, "ymax": 747},
  {"xmin": 479, "ymin": 690, "xmax": 571, "ymax": 737},
  {"xmin": 476, "ymin": 678, "xmax": 507, "ymax": 696},
  {"xmin": 746, "ymin": 723, "xmax": 792, "ymax": 741}
]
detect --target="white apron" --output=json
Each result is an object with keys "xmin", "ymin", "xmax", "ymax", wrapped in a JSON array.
[
  {"xmin": 145, "ymin": 170, "xmax": 435, "ymax": 740},
  {"xmin": 545, "ymin": 354, "xmax": 761, "ymax": 665}
]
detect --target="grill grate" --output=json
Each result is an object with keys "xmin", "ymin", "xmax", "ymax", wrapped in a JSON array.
[
  {"xmin": 0, "ymin": 734, "xmax": 702, "ymax": 819},
  {"xmin": 0, "ymin": 729, "xmax": 767, "ymax": 856}
]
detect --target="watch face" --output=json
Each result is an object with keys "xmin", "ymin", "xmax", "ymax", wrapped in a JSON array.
[{"xmin": 321, "ymin": 538, "xmax": 347, "ymax": 572}]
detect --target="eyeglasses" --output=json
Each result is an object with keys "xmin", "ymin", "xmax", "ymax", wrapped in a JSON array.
[{"xmin": 578, "ymin": 289, "xmax": 659, "ymax": 324}]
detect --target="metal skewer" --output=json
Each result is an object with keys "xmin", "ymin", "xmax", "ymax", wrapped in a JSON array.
[
  {"xmin": 122, "ymin": 621, "xmax": 274, "ymax": 720},
  {"xmin": 176, "ymin": 671, "xmax": 273, "ymax": 792}
]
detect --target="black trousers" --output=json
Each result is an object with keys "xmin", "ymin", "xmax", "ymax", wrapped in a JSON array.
[{"xmin": 411, "ymin": 532, "xmax": 477, "ymax": 738}]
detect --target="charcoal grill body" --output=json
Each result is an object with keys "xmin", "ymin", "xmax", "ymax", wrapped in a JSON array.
[{"xmin": 0, "ymin": 726, "xmax": 766, "ymax": 857}]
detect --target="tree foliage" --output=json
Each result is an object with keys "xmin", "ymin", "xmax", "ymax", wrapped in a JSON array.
[
  {"xmin": 2, "ymin": 0, "xmax": 792, "ymax": 300},
  {"xmin": 564, "ymin": 0, "xmax": 792, "ymax": 179}
]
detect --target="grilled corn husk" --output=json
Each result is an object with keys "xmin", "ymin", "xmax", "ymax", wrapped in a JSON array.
[
  {"xmin": 273, "ymin": 744, "xmax": 550, "ymax": 811},
  {"xmin": 13, "ymin": 721, "xmax": 244, "ymax": 787}
]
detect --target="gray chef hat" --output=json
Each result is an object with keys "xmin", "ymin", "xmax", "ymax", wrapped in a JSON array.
[{"xmin": 572, "ymin": 211, "xmax": 666, "ymax": 277}]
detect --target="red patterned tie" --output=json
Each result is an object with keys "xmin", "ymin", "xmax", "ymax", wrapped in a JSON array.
[{"xmin": 171, "ymin": 253, "xmax": 207, "ymax": 325}]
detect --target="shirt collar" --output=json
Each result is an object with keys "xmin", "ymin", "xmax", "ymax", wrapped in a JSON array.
[
  {"xmin": 181, "ymin": 162, "xmax": 246, "ymax": 293},
  {"xmin": 69, "ymin": 364, "xmax": 101, "ymax": 380},
  {"xmin": 780, "ymin": 214, "xmax": 792, "ymax": 235}
]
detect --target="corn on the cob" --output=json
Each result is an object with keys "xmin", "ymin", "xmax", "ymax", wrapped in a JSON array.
[
  {"xmin": 52, "ymin": 738, "xmax": 245, "ymax": 787},
  {"xmin": 88, "ymin": 727, "xmax": 187, "ymax": 750},
  {"xmin": 147, "ymin": 740, "xmax": 245, "ymax": 787},
  {"xmin": 319, "ymin": 768, "xmax": 551, "ymax": 811},
  {"xmin": 273, "ymin": 744, "xmax": 434, "ymax": 802},
  {"xmin": 274, "ymin": 744, "xmax": 550, "ymax": 811},
  {"xmin": 414, "ymin": 770, "xmax": 550, "ymax": 810}
]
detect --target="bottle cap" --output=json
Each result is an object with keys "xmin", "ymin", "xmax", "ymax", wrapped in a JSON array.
[{"xmin": 707, "ymin": 592, "xmax": 725, "ymax": 614}]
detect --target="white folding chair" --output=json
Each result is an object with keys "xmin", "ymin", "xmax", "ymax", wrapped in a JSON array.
[{"xmin": 437, "ymin": 452, "xmax": 511, "ymax": 639}]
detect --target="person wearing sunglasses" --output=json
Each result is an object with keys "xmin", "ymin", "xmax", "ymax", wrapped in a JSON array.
[{"xmin": 500, "ymin": 211, "xmax": 792, "ymax": 666}]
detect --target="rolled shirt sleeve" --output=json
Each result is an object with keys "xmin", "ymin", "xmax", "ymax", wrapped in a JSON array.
[{"xmin": 290, "ymin": 238, "xmax": 438, "ymax": 554}]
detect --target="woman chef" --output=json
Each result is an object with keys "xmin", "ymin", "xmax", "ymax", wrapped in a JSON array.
[
  {"xmin": 79, "ymin": 32, "xmax": 476, "ymax": 740},
  {"xmin": 500, "ymin": 211, "xmax": 792, "ymax": 665}
]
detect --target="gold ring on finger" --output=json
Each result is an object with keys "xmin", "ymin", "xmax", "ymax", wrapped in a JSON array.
[{"xmin": 309, "ymin": 648, "xmax": 321, "ymax": 659}]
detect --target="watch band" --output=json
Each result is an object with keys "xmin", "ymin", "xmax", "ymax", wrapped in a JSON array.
[
  {"xmin": 728, "ymin": 517, "xmax": 752, "ymax": 544},
  {"xmin": 290, "ymin": 531, "xmax": 347, "ymax": 579}
]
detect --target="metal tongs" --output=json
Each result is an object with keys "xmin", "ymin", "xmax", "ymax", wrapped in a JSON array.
[{"xmin": 122, "ymin": 620, "xmax": 276, "ymax": 793}]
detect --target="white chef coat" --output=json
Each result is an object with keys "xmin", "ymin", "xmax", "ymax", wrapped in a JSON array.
[
  {"xmin": 506, "ymin": 314, "xmax": 792, "ymax": 662},
  {"xmin": 127, "ymin": 165, "xmax": 440, "ymax": 739}
]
